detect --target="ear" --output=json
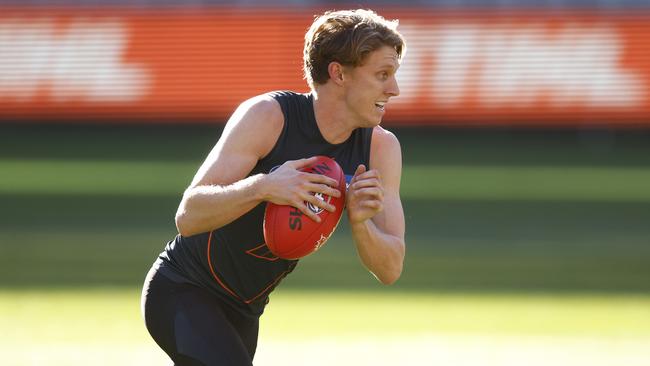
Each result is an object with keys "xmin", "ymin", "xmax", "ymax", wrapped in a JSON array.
[{"xmin": 327, "ymin": 61, "xmax": 345, "ymax": 86}]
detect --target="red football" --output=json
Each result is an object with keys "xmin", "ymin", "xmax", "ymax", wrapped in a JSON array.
[{"xmin": 263, "ymin": 156, "xmax": 347, "ymax": 260}]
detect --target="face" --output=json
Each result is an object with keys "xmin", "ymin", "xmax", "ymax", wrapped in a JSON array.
[{"xmin": 342, "ymin": 45, "xmax": 400, "ymax": 127}]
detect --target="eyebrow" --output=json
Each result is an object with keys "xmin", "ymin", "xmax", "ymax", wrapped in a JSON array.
[{"xmin": 377, "ymin": 63, "xmax": 398, "ymax": 71}]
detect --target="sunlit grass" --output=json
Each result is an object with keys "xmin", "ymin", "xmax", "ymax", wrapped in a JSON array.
[
  {"xmin": 1, "ymin": 288, "xmax": 649, "ymax": 365},
  {"xmin": 2, "ymin": 288, "xmax": 649, "ymax": 342},
  {"xmin": 262, "ymin": 290, "xmax": 650, "ymax": 338}
]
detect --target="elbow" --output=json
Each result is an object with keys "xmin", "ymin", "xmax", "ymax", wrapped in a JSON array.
[
  {"xmin": 375, "ymin": 256, "xmax": 404, "ymax": 285},
  {"xmin": 175, "ymin": 210, "xmax": 189, "ymax": 237},
  {"xmin": 376, "ymin": 239, "xmax": 405, "ymax": 285},
  {"xmin": 175, "ymin": 190, "xmax": 202, "ymax": 237},
  {"xmin": 377, "ymin": 265, "xmax": 403, "ymax": 285},
  {"xmin": 175, "ymin": 207, "xmax": 197, "ymax": 237}
]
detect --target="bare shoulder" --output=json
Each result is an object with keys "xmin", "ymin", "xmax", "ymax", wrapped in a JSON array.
[
  {"xmin": 223, "ymin": 94, "xmax": 284, "ymax": 157},
  {"xmin": 235, "ymin": 94, "xmax": 283, "ymax": 124},
  {"xmin": 189, "ymin": 94, "xmax": 284, "ymax": 187},
  {"xmin": 370, "ymin": 126, "xmax": 402, "ymax": 167}
]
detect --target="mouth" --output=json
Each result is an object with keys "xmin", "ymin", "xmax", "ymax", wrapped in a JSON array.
[{"xmin": 374, "ymin": 101, "xmax": 386, "ymax": 113}]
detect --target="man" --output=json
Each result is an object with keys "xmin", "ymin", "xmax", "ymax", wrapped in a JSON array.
[{"xmin": 142, "ymin": 9, "xmax": 406, "ymax": 365}]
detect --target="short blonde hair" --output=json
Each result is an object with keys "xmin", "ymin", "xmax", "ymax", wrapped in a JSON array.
[{"xmin": 303, "ymin": 9, "xmax": 405, "ymax": 89}]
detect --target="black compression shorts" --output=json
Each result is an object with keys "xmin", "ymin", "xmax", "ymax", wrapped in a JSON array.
[{"xmin": 141, "ymin": 266, "xmax": 259, "ymax": 366}]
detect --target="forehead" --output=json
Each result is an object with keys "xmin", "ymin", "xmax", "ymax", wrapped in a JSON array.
[{"xmin": 362, "ymin": 45, "xmax": 399, "ymax": 69}]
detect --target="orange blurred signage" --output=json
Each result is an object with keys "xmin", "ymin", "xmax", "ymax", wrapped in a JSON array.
[{"xmin": 0, "ymin": 8, "xmax": 649, "ymax": 126}]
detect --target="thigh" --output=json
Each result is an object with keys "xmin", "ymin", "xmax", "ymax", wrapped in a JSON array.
[
  {"xmin": 142, "ymin": 268, "xmax": 255, "ymax": 366},
  {"xmin": 219, "ymin": 299, "xmax": 260, "ymax": 359}
]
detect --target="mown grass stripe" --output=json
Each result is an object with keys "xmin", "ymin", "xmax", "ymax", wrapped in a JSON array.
[
  {"xmin": 1, "ymin": 160, "xmax": 650, "ymax": 201},
  {"xmin": 403, "ymin": 165, "xmax": 650, "ymax": 201}
]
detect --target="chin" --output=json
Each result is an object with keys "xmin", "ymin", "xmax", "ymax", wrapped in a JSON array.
[
  {"xmin": 360, "ymin": 120, "xmax": 381, "ymax": 128},
  {"xmin": 363, "ymin": 114, "xmax": 383, "ymax": 127},
  {"xmin": 354, "ymin": 111, "xmax": 382, "ymax": 128}
]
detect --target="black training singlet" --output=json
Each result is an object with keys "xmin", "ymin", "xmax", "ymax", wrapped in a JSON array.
[{"xmin": 156, "ymin": 91, "xmax": 373, "ymax": 316}]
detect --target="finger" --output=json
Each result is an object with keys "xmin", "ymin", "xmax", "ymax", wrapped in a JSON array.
[
  {"xmin": 296, "ymin": 201, "xmax": 324, "ymax": 222},
  {"xmin": 285, "ymin": 156, "xmax": 318, "ymax": 170},
  {"xmin": 361, "ymin": 200, "xmax": 384, "ymax": 211},
  {"xmin": 301, "ymin": 192, "xmax": 336, "ymax": 213},
  {"xmin": 352, "ymin": 164, "xmax": 366, "ymax": 180},
  {"xmin": 351, "ymin": 187, "xmax": 384, "ymax": 200},
  {"xmin": 353, "ymin": 169, "xmax": 382, "ymax": 182},
  {"xmin": 304, "ymin": 183, "xmax": 341, "ymax": 198},
  {"xmin": 350, "ymin": 178, "xmax": 381, "ymax": 191},
  {"xmin": 351, "ymin": 192, "xmax": 384, "ymax": 204},
  {"xmin": 303, "ymin": 172, "xmax": 339, "ymax": 188}
]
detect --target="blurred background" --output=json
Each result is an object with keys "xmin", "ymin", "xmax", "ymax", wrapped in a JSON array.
[{"xmin": 1, "ymin": 1, "xmax": 649, "ymax": 365}]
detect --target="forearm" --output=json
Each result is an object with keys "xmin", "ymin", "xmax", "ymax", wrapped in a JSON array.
[
  {"xmin": 175, "ymin": 174, "xmax": 267, "ymax": 236},
  {"xmin": 351, "ymin": 219, "xmax": 405, "ymax": 285}
]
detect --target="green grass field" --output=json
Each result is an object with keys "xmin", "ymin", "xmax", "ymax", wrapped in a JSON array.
[
  {"xmin": 1, "ymin": 289, "xmax": 649, "ymax": 365},
  {"xmin": 1, "ymin": 125, "xmax": 649, "ymax": 365}
]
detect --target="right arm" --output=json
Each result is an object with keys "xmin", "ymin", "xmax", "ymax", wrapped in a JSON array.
[{"xmin": 174, "ymin": 95, "xmax": 341, "ymax": 237}]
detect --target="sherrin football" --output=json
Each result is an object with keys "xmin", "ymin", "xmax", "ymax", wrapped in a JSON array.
[{"xmin": 263, "ymin": 156, "xmax": 346, "ymax": 260}]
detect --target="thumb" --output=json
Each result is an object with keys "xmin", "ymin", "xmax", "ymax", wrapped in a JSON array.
[
  {"xmin": 353, "ymin": 164, "xmax": 366, "ymax": 178},
  {"xmin": 286, "ymin": 156, "xmax": 318, "ymax": 170}
]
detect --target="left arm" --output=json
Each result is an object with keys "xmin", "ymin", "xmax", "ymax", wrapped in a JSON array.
[{"xmin": 347, "ymin": 127, "xmax": 406, "ymax": 285}]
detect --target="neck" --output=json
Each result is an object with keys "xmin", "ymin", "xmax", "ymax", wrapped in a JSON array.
[{"xmin": 312, "ymin": 86, "xmax": 356, "ymax": 145}]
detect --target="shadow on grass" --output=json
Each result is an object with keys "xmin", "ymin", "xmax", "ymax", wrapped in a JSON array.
[{"xmin": 1, "ymin": 194, "xmax": 648, "ymax": 294}]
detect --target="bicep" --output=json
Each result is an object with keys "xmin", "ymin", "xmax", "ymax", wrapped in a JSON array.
[
  {"xmin": 189, "ymin": 97, "xmax": 283, "ymax": 188},
  {"xmin": 369, "ymin": 128, "xmax": 405, "ymax": 239}
]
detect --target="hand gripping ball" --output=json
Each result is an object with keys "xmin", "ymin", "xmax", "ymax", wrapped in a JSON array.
[{"xmin": 263, "ymin": 156, "xmax": 346, "ymax": 259}]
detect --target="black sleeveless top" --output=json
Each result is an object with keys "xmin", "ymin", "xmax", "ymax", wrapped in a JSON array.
[{"xmin": 156, "ymin": 91, "xmax": 373, "ymax": 316}]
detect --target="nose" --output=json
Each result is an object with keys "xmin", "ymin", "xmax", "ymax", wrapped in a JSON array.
[{"xmin": 386, "ymin": 75, "xmax": 400, "ymax": 97}]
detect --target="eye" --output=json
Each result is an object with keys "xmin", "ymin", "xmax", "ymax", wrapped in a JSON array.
[{"xmin": 378, "ymin": 71, "xmax": 389, "ymax": 80}]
